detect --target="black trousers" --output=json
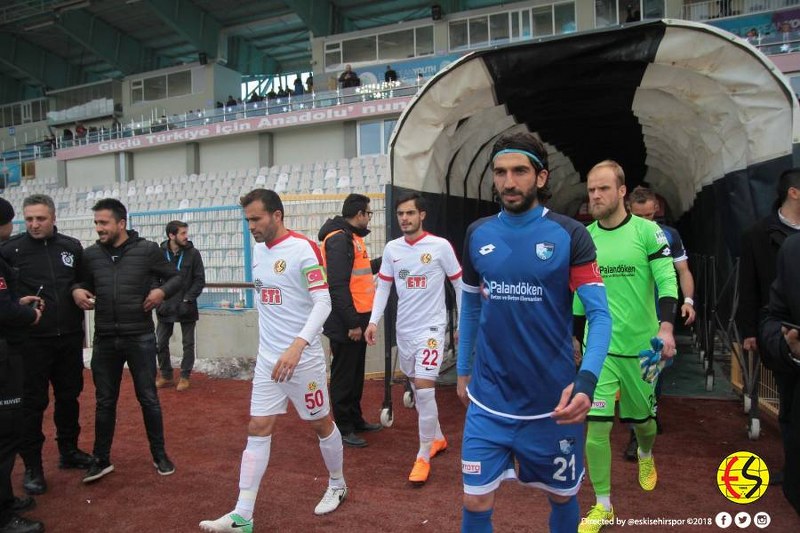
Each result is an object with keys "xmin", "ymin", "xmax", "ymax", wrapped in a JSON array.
[
  {"xmin": 19, "ymin": 333, "xmax": 85, "ymax": 468},
  {"xmin": 328, "ymin": 339, "xmax": 367, "ymax": 435},
  {"xmin": 0, "ymin": 340, "xmax": 23, "ymax": 525},
  {"xmin": 91, "ymin": 333, "xmax": 166, "ymax": 462},
  {"xmin": 782, "ymin": 375, "xmax": 800, "ymax": 515},
  {"xmin": 156, "ymin": 320, "xmax": 196, "ymax": 379}
]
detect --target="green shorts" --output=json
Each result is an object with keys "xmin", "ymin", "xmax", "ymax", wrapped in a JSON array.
[{"xmin": 587, "ymin": 354, "xmax": 656, "ymax": 423}]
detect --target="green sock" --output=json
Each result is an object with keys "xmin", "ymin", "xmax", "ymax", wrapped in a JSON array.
[
  {"xmin": 585, "ymin": 421, "xmax": 613, "ymax": 497},
  {"xmin": 633, "ymin": 418, "xmax": 657, "ymax": 454}
]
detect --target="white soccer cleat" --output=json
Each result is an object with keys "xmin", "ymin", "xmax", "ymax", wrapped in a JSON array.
[
  {"xmin": 199, "ymin": 511, "xmax": 253, "ymax": 533},
  {"xmin": 314, "ymin": 485, "xmax": 348, "ymax": 515}
]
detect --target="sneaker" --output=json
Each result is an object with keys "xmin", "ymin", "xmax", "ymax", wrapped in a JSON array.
[
  {"xmin": 154, "ymin": 455, "xmax": 175, "ymax": 476},
  {"xmin": 155, "ymin": 375, "xmax": 174, "ymax": 389},
  {"xmin": 314, "ymin": 486, "xmax": 348, "ymax": 515},
  {"xmin": 430, "ymin": 438, "xmax": 448, "ymax": 459},
  {"xmin": 408, "ymin": 458, "xmax": 430, "ymax": 486},
  {"xmin": 578, "ymin": 504, "xmax": 614, "ymax": 533},
  {"xmin": 623, "ymin": 431, "xmax": 638, "ymax": 462},
  {"xmin": 638, "ymin": 453, "xmax": 657, "ymax": 491},
  {"xmin": 176, "ymin": 377, "xmax": 190, "ymax": 392},
  {"xmin": 83, "ymin": 459, "xmax": 114, "ymax": 483},
  {"xmin": 59, "ymin": 448, "xmax": 94, "ymax": 469},
  {"xmin": 199, "ymin": 512, "xmax": 253, "ymax": 533}
]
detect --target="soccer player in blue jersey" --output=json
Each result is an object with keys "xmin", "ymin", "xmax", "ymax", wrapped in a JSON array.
[{"xmin": 457, "ymin": 132, "xmax": 613, "ymax": 533}]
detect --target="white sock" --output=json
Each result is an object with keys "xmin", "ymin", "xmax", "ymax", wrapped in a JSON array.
[
  {"xmin": 319, "ymin": 424, "xmax": 346, "ymax": 488},
  {"xmin": 638, "ymin": 448, "xmax": 652, "ymax": 459},
  {"xmin": 434, "ymin": 420, "xmax": 444, "ymax": 441},
  {"xmin": 234, "ymin": 435, "xmax": 271, "ymax": 520},
  {"xmin": 415, "ymin": 388, "xmax": 437, "ymax": 461},
  {"xmin": 596, "ymin": 494, "xmax": 612, "ymax": 511}
]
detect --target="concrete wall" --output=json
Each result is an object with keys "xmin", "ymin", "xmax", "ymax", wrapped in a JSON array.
[
  {"xmin": 133, "ymin": 144, "xmax": 191, "ymax": 181},
  {"xmin": 273, "ymin": 123, "xmax": 346, "ymax": 164},
  {"xmin": 65, "ymin": 154, "xmax": 118, "ymax": 188},
  {"xmin": 198, "ymin": 135, "xmax": 261, "ymax": 173}
]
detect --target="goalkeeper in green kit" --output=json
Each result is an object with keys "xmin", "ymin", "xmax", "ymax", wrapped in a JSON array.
[{"xmin": 574, "ymin": 161, "xmax": 677, "ymax": 533}]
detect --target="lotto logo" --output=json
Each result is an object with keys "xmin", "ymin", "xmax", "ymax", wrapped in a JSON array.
[
  {"xmin": 260, "ymin": 287, "xmax": 282, "ymax": 305},
  {"xmin": 406, "ymin": 275, "xmax": 427, "ymax": 289},
  {"xmin": 462, "ymin": 460, "xmax": 481, "ymax": 475}
]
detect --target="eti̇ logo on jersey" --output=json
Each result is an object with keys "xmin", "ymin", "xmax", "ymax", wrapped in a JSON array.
[
  {"xmin": 535, "ymin": 242, "xmax": 554, "ymax": 261},
  {"xmin": 420, "ymin": 253, "xmax": 432, "ymax": 264},
  {"xmin": 260, "ymin": 287, "xmax": 282, "ymax": 305},
  {"xmin": 273, "ymin": 259, "xmax": 286, "ymax": 274},
  {"xmin": 717, "ymin": 451, "xmax": 769, "ymax": 504}
]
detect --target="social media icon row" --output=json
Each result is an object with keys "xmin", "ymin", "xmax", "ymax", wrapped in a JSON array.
[{"xmin": 715, "ymin": 511, "xmax": 771, "ymax": 529}]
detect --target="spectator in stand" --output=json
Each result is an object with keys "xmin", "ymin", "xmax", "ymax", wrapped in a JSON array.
[
  {"xmin": 226, "ymin": 95, "xmax": 237, "ymax": 107},
  {"xmin": 385, "ymin": 65, "xmax": 398, "ymax": 83},
  {"xmin": 625, "ymin": 4, "xmax": 640, "ymax": 22},
  {"xmin": 306, "ymin": 74, "xmax": 314, "ymax": 93},
  {"xmin": 338, "ymin": 65, "xmax": 360, "ymax": 89},
  {"xmin": 293, "ymin": 77, "xmax": 304, "ymax": 96},
  {"xmin": 62, "ymin": 128, "xmax": 73, "ymax": 145},
  {"xmin": 277, "ymin": 86, "xmax": 288, "ymax": 98},
  {"xmin": 416, "ymin": 72, "xmax": 424, "ymax": 85},
  {"xmin": 74, "ymin": 123, "xmax": 87, "ymax": 139},
  {"xmin": 745, "ymin": 28, "xmax": 759, "ymax": 43},
  {"xmin": 266, "ymin": 89, "xmax": 277, "ymax": 100}
]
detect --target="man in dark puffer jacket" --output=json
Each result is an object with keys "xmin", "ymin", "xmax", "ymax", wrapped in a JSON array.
[{"xmin": 71, "ymin": 199, "xmax": 182, "ymax": 484}]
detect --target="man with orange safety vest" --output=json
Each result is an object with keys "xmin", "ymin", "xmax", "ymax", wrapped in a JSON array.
[{"xmin": 318, "ymin": 194, "xmax": 383, "ymax": 448}]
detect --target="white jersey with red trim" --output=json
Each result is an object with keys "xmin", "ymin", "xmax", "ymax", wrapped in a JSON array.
[
  {"xmin": 377, "ymin": 232, "xmax": 462, "ymax": 339},
  {"xmin": 252, "ymin": 231, "xmax": 328, "ymax": 366}
]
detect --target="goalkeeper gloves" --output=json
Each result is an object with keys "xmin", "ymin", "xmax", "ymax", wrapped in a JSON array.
[{"xmin": 639, "ymin": 337, "xmax": 672, "ymax": 383}]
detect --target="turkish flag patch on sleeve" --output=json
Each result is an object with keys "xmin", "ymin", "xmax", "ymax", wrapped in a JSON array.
[{"xmin": 303, "ymin": 265, "xmax": 328, "ymax": 290}]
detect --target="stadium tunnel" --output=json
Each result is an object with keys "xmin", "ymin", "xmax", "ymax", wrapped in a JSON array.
[{"xmin": 386, "ymin": 19, "xmax": 800, "ymax": 263}]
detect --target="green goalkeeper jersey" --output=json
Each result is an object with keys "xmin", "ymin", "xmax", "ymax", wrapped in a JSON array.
[{"xmin": 574, "ymin": 214, "xmax": 677, "ymax": 356}]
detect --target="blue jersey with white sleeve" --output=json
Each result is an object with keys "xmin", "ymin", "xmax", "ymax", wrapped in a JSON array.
[{"xmin": 458, "ymin": 205, "xmax": 609, "ymax": 418}]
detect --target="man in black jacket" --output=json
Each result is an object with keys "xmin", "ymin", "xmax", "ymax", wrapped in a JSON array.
[
  {"xmin": 318, "ymin": 194, "xmax": 382, "ymax": 448},
  {"xmin": 759, "ymin": 232, "xmax": 800, "ymax": 515},
  {"xmin": 71, "ymin": 199, "xmax": 182, "ymax": 483},
  {"xmin": 738, "ymin": 169, "xmax": 800, "ymax": 483},
  {"xmin": 0, "ymin": 196, "xmax": 45, "ymax": 533},
  {"xmin": 155, "ymin": 221, "xmax": 205, "ymax": 392},
  {"xmin": 0, "ymin": 194, "xmax": 92, "ymax": 497}
]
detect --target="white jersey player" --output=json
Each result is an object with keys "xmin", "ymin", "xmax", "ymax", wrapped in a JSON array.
[
  {"xmin": 365, "ymin": 193, "xmax": 463, "ymax": 486},
  {"xmin": 200, "ymin": 189, "xmax": 346, "ymax": 533}
]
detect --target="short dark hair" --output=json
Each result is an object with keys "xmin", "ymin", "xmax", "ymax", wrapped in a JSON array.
[
  {"xmin": 165, "ymin": 220, "xmax": 188, "ymax": 238},
  {"xmin": 240, "ymin": 188, "xmax": 284, "ymax": 217},
  {"xmin": 395, "ymin": 192, "xmax": 426, "ymax": 213},
  {"xmin": 342, "ymin": 193, "xmax": 371, "ymax": 218},
  {"xmin": 629, "ymin": 186, "xmax": 657, "ymax": 204},
  {"xmin": 490, "ymin": 132, "xmax": 551, "ymax": 203},
  {"xmin": 92, "ymin": 198, "xmax": 127, "ymax": 221},
  {"xmin": 776, "ymin": 168, "xmax": 800, "ymax": 206},
  {"xmin": 23, "ymin": 194, "xmax": 56, "ymax": 214}
]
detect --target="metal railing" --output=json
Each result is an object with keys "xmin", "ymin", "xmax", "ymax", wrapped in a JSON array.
[{"xmin": 682, "ymin": 0, "xmax": 800, "ymax": 21}]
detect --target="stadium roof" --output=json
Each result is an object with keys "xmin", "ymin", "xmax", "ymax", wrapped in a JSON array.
[{"xmin": 0, "ymin": 0, "xmax": 508, "ymax": 101}]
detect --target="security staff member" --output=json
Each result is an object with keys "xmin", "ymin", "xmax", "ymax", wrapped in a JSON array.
[
  {"xmin": 318, "ymin": 194, "xmax": 382, "ymax": 448},
  {"xmin": 0, "ymin": 197, "xmax": 45, "ymax": 533},
  {"xmin": 0, "ymin": 194, "xmax": 92, "ymax": 497}
]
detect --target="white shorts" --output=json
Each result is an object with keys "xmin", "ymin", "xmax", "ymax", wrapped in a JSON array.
[
  {"xmin": 397, "ymin": 333, "xmax": 446, "ymax": 381},
  {"xmin": 250, "ymin": 356, "xmax": 330, "ymax": 421}
]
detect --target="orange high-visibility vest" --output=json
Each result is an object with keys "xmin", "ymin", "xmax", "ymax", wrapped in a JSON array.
[{"xmin": 321, "ymin": 229, "xmax": 375, "ymax": 313}]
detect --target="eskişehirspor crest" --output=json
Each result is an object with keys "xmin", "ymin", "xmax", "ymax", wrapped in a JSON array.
[
  {"xmin": 559, "ymin": 437, "xmax": 575, "ymax": 455},
  {"xmin": 61, "ymin": 251, "xmax": 75, "ymax": 267},
  {"xmin": 535, "ymin": 242, "xmax": 554, "ymax": 261}
]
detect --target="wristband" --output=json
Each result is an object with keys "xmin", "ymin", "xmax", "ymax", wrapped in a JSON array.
[{"xmin": 684, "ymin": 297, "xmax": 694, "ymax": 306}]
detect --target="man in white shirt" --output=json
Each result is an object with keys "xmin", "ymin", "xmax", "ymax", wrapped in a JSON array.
[
  {"xmin": 365, "ymin": 192, "xmax": 462, "ymax": 486},
  {"xmin": 200, "ymin": 189, "xmax": 346, "ymax": 533}
]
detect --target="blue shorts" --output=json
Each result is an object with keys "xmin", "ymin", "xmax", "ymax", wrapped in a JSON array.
[{"xmin": 461, "ymin": 403, "xmax": 585, "ymax": 496}]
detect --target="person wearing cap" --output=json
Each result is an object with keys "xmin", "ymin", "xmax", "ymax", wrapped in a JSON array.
[{"xmin": 0, "ymin": 197, "xmax": 45, "ymax": 533}]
